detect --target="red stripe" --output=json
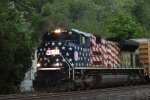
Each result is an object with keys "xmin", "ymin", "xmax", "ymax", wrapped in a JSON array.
[
  {"xmin": 107, "ymin": 53, "xmax": 119, "ymax": 67},
  {"xmin": 108, "ymin": 42, "xmax": 119, "ymax": 54},
  {"xmin": 108, "ymin": 45, "xmax": 118, "ymax": 56},
  {"xmin": 90, "ymin": 34, "xmax": 96, "ymax": 46},
  {"xmin": 107, "ymin": 41, "xmax": 120, "ymax": 68}
]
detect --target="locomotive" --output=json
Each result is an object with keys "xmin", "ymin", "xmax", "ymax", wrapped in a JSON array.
[{"xmin": 34, "ymin": 29, "xmax": 147, "ymax": 91}]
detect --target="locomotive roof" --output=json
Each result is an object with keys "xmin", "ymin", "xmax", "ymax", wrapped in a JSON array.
[
  {"xmin": 131, "ymin": 39, "xmax": 148, "ymax": 44},
  {"xmin": 71, "ymin": 29, "xmax": 91, "ymax": 37},
  {"xmin": 108, "ymin": 38, "xmax": 139, "ymax": 52}
]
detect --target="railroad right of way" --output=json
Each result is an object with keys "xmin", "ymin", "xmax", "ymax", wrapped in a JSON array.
[{"xmin": 1, "ymin": 85, "xmax": 150, "ymax": 100}]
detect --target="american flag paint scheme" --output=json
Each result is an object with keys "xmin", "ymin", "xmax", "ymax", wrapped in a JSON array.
[
  {"xmin": 37, "ymin": 35, "xmax": 119, "ymax": 69},
  {"xmin": 35, "ymin": 29, "xmax": 145, "ymax": 92},
  {"xmin": 90, "ymin": 36, "xmax": 120, "ymax": 68},
  {"xmin": 37, "ymin": 29, "xmax": 139, "ymax": 69}
]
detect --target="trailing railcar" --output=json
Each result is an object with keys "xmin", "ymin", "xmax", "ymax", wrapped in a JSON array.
[
  {"xmin": 34, "ymin": 29, "xmax": 146, "ymax": 91},
  {"xmin": 132, "ymin": 39, "xmax": 150, "ymax": 81}
]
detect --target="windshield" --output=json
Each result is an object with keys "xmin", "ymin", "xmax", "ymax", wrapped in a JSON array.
[
  {"xmin": 51, "ymin": 33, "xmax": 76, "ymax": 40},
  {"xmin": 43, "ymin": 32, "xmax": 78, "ymax": 42}
]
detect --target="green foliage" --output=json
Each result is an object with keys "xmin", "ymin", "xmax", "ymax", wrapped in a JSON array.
[
  {"xmin": 106, "ymin": 13, "xmax": 144, "ymax": 39},
  {"xmin": 0, "ymin": 0, "xmax": 150, "ymax": 94},
  {"xmin": 30, "ymin": 0, "xmax": 149, "ymax": 38},
  {"xmin": 134, "ymin": 0, "xmax": 150, "ymax": 29},
  {"xmin": 0, "ymin": 2, "xmax": 32, "ymax": 94},
  {"xmin": 30, "ymin": 0, "xmax": 109, "ymax": 36}
]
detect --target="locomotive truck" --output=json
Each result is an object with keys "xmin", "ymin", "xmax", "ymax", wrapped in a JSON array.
[{"xmin": 34, "ymin": 29, "xmax": 148, "ymax": 91}]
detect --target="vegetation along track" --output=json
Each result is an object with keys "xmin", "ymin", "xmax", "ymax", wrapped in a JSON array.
[{"xmin": 1, "ymin": 85, "xmax": 150, "ymax": 100}]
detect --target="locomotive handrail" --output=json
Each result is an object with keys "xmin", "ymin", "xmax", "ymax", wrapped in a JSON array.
[{"xmin": 59, "ymin": 53, "xmax": 75, "ymax": 80}]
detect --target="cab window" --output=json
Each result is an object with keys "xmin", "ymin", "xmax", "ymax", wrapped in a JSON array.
[
  {"xmin": 82, "ymin": 36, "xmax": 86, "ymax": 44},
  {"xmin": 80, "ymin": 35, "xmax": 89, "ymax": 45}
]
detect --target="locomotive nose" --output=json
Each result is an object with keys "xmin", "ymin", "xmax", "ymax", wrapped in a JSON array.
[{"xmin": 37, "ymin": 41, "xmax": 76, "ymax": 69}]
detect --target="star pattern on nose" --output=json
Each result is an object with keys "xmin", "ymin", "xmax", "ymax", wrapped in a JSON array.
[
  {"xmin": 69, "ymin": 47, "xmax": 73, "ymax": 51},
  {"xmin": 62, "ymin": 46, "xmax": 65, "ymax": 50},
  {"xmin": 66, "ymin": 52, "xmax": 69, "ymax": 56},
  {"xmin": 37, "ymin": 41, "xmax": 90, "ymax": 68},
  {"xmin": 58, "ymin": 42, "xmax": 62, "ymax": 45},
  {"xmin": 52, "ymin": 42, "xmax": 55, "ymax": 45}
]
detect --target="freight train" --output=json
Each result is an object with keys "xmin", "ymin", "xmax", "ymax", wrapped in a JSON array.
[{"xmin": 34, "ymin": 29, "xmax": 148, "ymax": 91}]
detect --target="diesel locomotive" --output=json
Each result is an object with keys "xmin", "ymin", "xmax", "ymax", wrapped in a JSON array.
[{"xmin": 34, "ymin": 29, "xmax": 147, "ymax": 91}]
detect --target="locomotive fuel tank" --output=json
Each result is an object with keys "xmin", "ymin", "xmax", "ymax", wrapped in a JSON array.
[{"xmin": 100, "ymin": 75, "xmax": 128, "ymax": 86}]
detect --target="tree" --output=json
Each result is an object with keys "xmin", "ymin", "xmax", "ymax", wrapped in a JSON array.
[
  {"xmin": 0, "ymin": 2, "xmax": 33, "ymax": 94},
  {"xmin": 30, "ymin": 0, "xmax": 107, "ymax": 36},
  {"xmin": 134, "ymin": 0, "xmax": 150, "ymax": 30},
  {"xmin": 106, "ymin": 13, "xmax": 144, "ymax": 39}
]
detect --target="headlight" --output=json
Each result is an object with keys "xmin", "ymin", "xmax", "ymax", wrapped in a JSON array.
[
  {"xmin": 146, "ymin": 73, "xmax": 148, "ymax": 76},
  {"xmin": 37, "ymin": 63, "xmax": 41, "ymax": 67},
  {"xmin": 54, "ymin": 29, "xmax": 61, "ymax": 34},
  {"xmin": 54, "ymin": 63, "xmax": 60, "ymax": 67}
]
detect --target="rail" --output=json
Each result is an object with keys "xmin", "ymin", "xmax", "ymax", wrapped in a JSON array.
[
  {"xmin": 1, "ymin": 85, "xmax": 150, "ymax": 100},
  {"xmin": 136, "ymin": 96, "xmax": 150, "ymax": 100}
]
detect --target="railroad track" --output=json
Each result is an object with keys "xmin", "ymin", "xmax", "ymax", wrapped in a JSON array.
[
  {"xmin": 136, "ymin": 96, "xmax": 150, "ymax": 100},
  {"xmin": 1, "ymin": 85, "xmax": 150, "ymax": 100}
]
